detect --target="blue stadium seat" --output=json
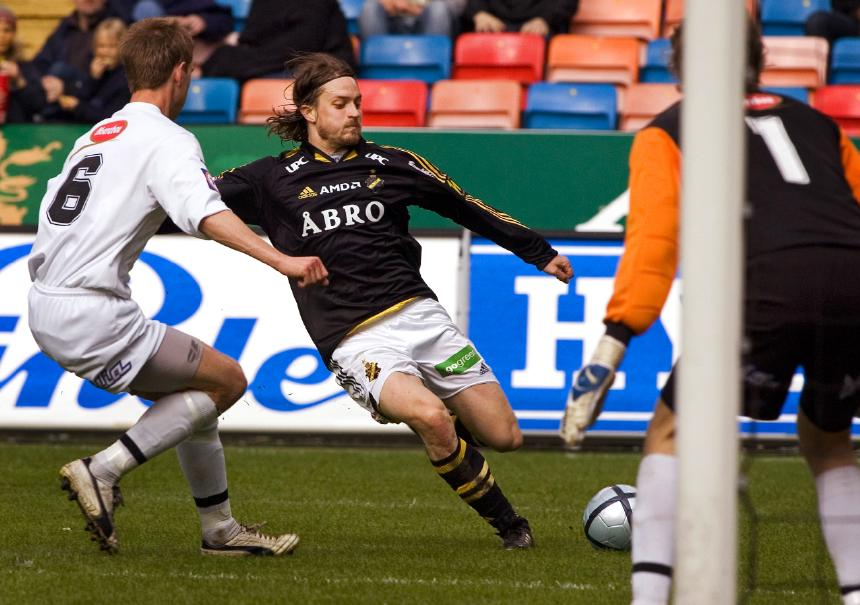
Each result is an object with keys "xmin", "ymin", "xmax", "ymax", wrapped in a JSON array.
[
  {"xmin": 760, "ymin": 0, "xmax": 831, "ymax": 36},
  {"xmin": 339, "ymin": 0, "xmax": 363, "ymax": 35},
  {"xmin": 178, "ymin": 78, "xmax": 240, "ymax": 124},
  {"xmin": 215, "ymin": 0, "xmax": 251, "ymax": 30},
  {"xmin": 763, "ymin": 87, "xmax": 810, "ymax": 104},
  {"xmin": 831, "ymin": 38, "xmax": 860, "ymax": 83},
  {"xmin": 639, "ymin": 39, "xmax": 677, "ymax": 84},
  {"xmin": 361, "ymin": 35, "xmax": 452, "ymax": 83},
  {"xmin": 524, "ymin": 82, "xmax": 617, "ymax": 130}
]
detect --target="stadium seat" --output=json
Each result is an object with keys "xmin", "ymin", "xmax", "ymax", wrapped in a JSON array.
[
  {"xmin": 640, "ymin": 38, "xmax": 677, "ymax": 83},
  {"xmin": 831, "ymin": 38, "xmax": 860, "ymax": 84},
  {"xmin": 546, "ymin": 35, "xmax": 639, "ymax": 87},
  {"xmin": 427, "ymin": 80, "xmax": 521, "ymax": 129},
  {"xmin": 357, "ymin": 80, "xmax": 428, "ymax": 127},
  {"xmin": 762, "ymin": 86, "xmax": 810, "ymax": 104},
  {"xmin": 760, "ymin": 36, "xmax": 828, "ymax": 88},
  {"xmin": 619, "ymin": 83, "xmax": 681, "ymax": 131},
  {"xmin": 238, "ymin": 79, "xmax": 294, "ymax": 125},
  {"xmin": 524, "ymin": 82, "xmax": 617, "ymax": 130},
  {"xmin": 812, "ymin": 85, "xmax": 860, "ymax": 135},
  {"xmin": 663, "ymin": 0, "xmax": 759, "ymax": 36},
  {"xmin": 760, "ymin": 0, "xmax": 831, "ymax": 36},
  {"xmin": 570, "ymin": 0, "xmax": 662, "ymax": 40},
  {"xmin": 214, "ymin": 0, "xmax": 251, "ymax": 30},
  {"xmin": 178, "ymin": 78, "xmax": 240, "ymax": 124},
  {"xmin": 453, "ymin": 33, "xmax": 545, "ymax": 84},
  {"xmin": 361, "ymin": 35, "xmax": 452, "ymax": 83},
  {"xmin": 339, "ymin": 0, "xmax": 363, "ymax": 36}
]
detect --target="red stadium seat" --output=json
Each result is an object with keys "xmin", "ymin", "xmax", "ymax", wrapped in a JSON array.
[
  {"xmin": 452, "ymin": 33, "xmax": 546, "ymax": 84},
  {"xmin": 812, "ymin": 85, "xmax": 860, "ymax": 136},
  {"xmin": 546, "ymin": 35, "xmax": 639, "ymax": 87},
  {"xmin": 620, "ymin": 83, "xmax": 681, "ymax": 131},
  {"xmin": 428, "ymin": 80, "xmax": 521, "ymax": 129},
  {"xmin": 571, "ymin": 0, "xmax": 662, "ymax": 40},
  {"xmin": 357, "ymin": 80, "xmax": 428, "ymax": 127},
  {"xmin": 238, "ymin": 79, "xmax": 294, "ymax": 125},
  {"xmin": 760, "ymin": 36, "xmax": 828, "ymax": 88}
]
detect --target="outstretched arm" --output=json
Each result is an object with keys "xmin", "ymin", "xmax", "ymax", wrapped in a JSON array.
[{"xmin": 200, "ymin": 210, "xmax": 329, "ymax": 287}]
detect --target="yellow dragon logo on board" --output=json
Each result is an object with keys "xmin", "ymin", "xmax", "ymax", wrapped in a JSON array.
[{"xmin": 0, "ymin": 131, "xmax": 62, "ymax": 225}]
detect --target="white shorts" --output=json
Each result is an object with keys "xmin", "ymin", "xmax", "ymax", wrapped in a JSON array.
[
  {"xmin": 330, "ymin": 297, "xmax": 498, "ymax": 422},
  {"xmin": 28, "ymin": 283, "xmax": 166, "ymax": 394}
]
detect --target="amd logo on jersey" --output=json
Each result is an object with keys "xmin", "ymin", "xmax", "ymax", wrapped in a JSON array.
[{"xmin": 301, "ymin": 200, "xmax": 385, "ymax": 237}]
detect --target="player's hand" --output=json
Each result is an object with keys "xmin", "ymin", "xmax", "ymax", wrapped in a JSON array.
[
  {"xmin": 474, "ymin": 11, "xmax": 505, "ymax": 32},
  {"xmin": 520, "ymin": 17, "xmax": 549, "ymax": 36},
  {"xmin": 279, "ymin": 255, "xmax": 329, "ymax": 288},
  {"xmin": 560, "ymin": 334, "xmax": 626, "ymax": 449},
  {"xmin": 542, "ymin": 254, "xmax": 573, "ymax": 284}
]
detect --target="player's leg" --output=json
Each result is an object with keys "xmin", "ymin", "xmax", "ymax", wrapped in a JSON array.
[
  {"xmin": 797, "ymin": 408, "xmax": 860, "ymax": 604},
  {"xmin": 443, "ymin": 382, "xmax": 522, "ymax": 452},
  {"xmin": 378, "ymin": 372, "xmax": 533, "ymax": 549},
  {"xmin": 630, "ymin": 396, "xmax": 677, "ymax": 605}
]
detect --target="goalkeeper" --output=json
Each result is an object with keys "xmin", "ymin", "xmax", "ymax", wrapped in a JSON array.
[{"xmin": 562, "ymin": 18, "xmax": 860, "ymax": 605}]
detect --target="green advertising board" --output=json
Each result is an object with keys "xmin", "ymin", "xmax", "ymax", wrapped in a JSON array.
[{"xmin": 0, "ymin": 124, "xmax": 633, "ymax": 231}]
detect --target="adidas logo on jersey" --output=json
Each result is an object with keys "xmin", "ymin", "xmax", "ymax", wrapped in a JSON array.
[
  {"xmin": 479, "ymin": 362, "xmax": 490, "ymax": 375},
  {"xmin": 298, "ymin": 186, "xmax": 318, "ymax": 199}
]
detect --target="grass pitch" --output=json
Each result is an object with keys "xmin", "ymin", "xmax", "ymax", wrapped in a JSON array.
[{"xmin": 0, "ymin": 441, "xmax": 840, "ymax": 604}]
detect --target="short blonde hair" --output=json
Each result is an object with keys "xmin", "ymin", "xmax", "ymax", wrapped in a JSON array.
[{"xmin": 93, "ymin": 17, "xmax": 126, "ymax": 44}]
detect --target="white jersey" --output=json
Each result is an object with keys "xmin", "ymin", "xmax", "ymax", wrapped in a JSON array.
[{"xmin": 28, "ymin": 102, "xmax": 229, "ymax": 298}]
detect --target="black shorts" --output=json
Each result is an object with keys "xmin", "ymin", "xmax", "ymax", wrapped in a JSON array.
[{"xmin": 661, "ymin": 248, "xmax": 860, "ymax": 432}]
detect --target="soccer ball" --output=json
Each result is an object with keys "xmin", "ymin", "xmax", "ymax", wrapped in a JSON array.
[{"xmin": 582, "ymin": 484, "xmax": 636, "ymax": 550}]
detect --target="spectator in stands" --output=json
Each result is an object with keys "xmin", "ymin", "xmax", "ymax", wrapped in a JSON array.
[
  {"xmin": 32, "ymin": 0, "xmax": 126, "ymax": 89},
  {"xmin": 114, "ymin": 0, "xmax": 233, "ymax": 66},
  {"xmin": 0, "ymin": 6, "xmax": 48, "ymax": 123},
  {"xmin": 44, "ymin": 18, "xmax": 130, "ymax": 123},
  {"xmin": 360, "ymin": 0, "xmax": 466, "ymax": 37},
  {"xmin": 465, "ymin": 0, "xmax": 578, "ymax": 36},
  {"xmin": 201, "ymin": 0, "xmax": 355, "ymax": 81},
  {"xmin": 806, "ymin": 1, "xmax": 860, "ymax": 43}
]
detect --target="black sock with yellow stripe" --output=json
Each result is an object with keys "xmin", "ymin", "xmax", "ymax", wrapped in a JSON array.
[{"xmin": 431, "ymin": 438, "xmax": 516, "ymax": 530}]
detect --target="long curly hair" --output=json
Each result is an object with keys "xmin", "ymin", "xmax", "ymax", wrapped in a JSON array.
[{"xmin": 267, "ymin": 53, "xmax": 356, "ymax": 143}]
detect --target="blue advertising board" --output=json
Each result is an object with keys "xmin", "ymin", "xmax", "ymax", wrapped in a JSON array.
[{"xmin": 469, "ymin": 238, "xmax": 821, "ymax": 439}]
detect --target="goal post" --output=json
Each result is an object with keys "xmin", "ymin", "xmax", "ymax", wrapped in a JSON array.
[{"xmin": 675, "ymin": 0, "xmax": 747, "ymax": 602}]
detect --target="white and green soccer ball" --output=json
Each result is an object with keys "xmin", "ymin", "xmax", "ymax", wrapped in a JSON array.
[{"xmin": 582, "ymin": 484, "xmax": 636, "ymax": 550}]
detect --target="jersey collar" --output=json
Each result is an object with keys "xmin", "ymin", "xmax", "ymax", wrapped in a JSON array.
[{"xmin": 301, "ymin": 138, "xmax": 366, "ymax": 164}]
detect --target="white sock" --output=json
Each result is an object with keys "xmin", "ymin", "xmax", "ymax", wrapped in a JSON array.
[
  {"xmin": 631, "ymin": 453, "xmax": 677, "ymax": 605},
  {"xmin": 176, "ymin": 418, "xmax": 240, "ymax": 545},
  {"xmin": 815, "ymin": 465, "xmax": 860, "ymax": 602},
  {"xmin": 89, "ymin": 391, "xmax": 218, "ymax": 485}
]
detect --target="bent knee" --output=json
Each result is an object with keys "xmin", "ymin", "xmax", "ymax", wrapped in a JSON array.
[
  {"xmin": 212, "ymin": 359, "xmax": 248, "ymax": 409},
  {"xmin": 408, "ymin": 401, "xmax": 453, "ymax": 438},
  {"xmin": 485, "ymin": 423, "xmax": 523, "ymax": 452}
]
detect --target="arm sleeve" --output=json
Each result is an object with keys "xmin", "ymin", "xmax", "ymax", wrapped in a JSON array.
[
  {"xmin": 839, "ymin": 128, "xmax": 860, "ymax": 204},
  {"xmin": 147, "ymin": 132, "xmax": 230, "ymax": 238},
  {"xmin": 394, "ymin": 147, "xmax": 558, "ymax": 269},
  {"xmin": 604, "ymin": 127, "xmax": 681, "ymax": 335},
  {"xmin": 213, "ymin": 159, "xmax": 268, "ymax": 225}
]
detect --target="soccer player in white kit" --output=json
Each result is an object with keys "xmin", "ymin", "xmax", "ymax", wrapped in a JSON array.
[{"xmin": 28, "ymin": 18, "xmax": 328, "ymax": 555}]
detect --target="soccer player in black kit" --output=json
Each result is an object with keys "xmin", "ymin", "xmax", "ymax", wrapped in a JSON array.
[
  {"xmin": 562, "ymin": 20, "xmax": 860, "ymax": 603},
  {"xmin": 215, "ymin": 53, "xmax": 574, "ymax": 549}
]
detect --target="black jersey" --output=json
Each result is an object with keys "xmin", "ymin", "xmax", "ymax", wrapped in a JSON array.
[
  {"xmin": 215, "ymin": 139, "xmax": 557, "ymax": 365},
  {"xmin": 651, "ymin": 93, "xmax": 860, "ymax": 259},
  {"xmin": 606, "ymin": 91, "xmax": 860, "ymax": 336}
]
